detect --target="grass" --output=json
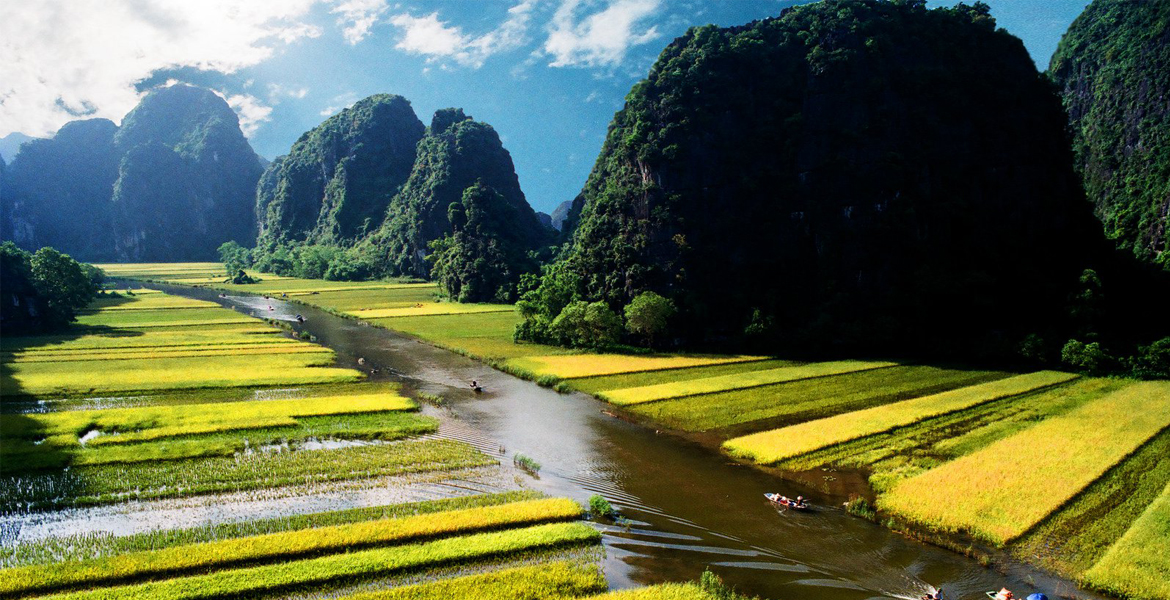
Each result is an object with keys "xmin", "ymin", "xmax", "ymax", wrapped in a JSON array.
[
  {"xmin": 1013, "ymin": 428, "xmax": 1170, "ymax": 579},
  {"xmin": 1, "ymin": 289, "xmax": 364, "ymax": 399},
  {"xmin": 565, "ymin": 359, "xmax": 799, "ymax": 395},
  {"xmin": 339, "ymin": 561, "xmax": 605, "ymax": 600},
  {"xmin": 348, "ymin": 304, "xmax": 516, "ymax": 319},
  {"xmin": 369, "ymin": 312, "xmax": 566, "ymax": 360},
  {"xmin": 3, "ymin": 391, "xmax": 417, "ymax": 447},
  {"xmin": 2, "ymin": 352, "xmax": 362, "ymax": 397},
  {"xmin": 722, "ymin": 371, "xmax": 1077, "ymax": 464},
  {"xmin": 504, "ymin": 354, "xmax": 767, "ymax": 380},
  {"xmin": 4, "ymin": 412, "xmax": 439, "ymax": 472},
  {"xmin": 879, "ymin": 381, "xmax": 1170, "ymax": 545},
  {"xmin": 1082, "ymin": 480, "xmax": 1170, "ymax": 600},
  {"xmin": 599, "ymin": 360, "xmax": 897, "ymax": 406},
  {"xmin": 74, "ymin": 308, "xmax": 256, "ymax": 328},
  {"xmin": 0, "ymin": 498, "xmax": 584, "ymax": 597},
  {"xmin": 1, "ymin": 439, "xmax": 494, "ymax": 510},
  {"xmin": 41, "ymin": 522, "xmax": 599, "ymax": 600},
  {"xmin": 627, "ymin": 365, "xmax": 1010, "ymax": 433},
  {"xmin": 0, "ymin": 491, "xmax": 542, "ymax": 568},
  {"xmin": 778, "ymin": 377, "xmax": 1123, "ymax": 491}
]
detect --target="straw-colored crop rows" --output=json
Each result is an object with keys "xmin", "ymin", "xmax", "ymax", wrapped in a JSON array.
[
  {"xmin": 44, "ymin": 523, "xmax": 599, "ymax": 600},
  {"xmin": 0, "ymin": 498, "xmax": 583, "ymax": 597},
  {"xmin": 1083, "ymin": 480, "xmax": 1170, "ymax": 600},
  {"xmin": 880, "ymin": 381, "xmax": 1170, "ymax": 545},
  {"xmin": 599, "ymin": 360, "xmax": 897, "ymax": 405},
  {"xmin": 723, "ymin": 371, "xmax": 1077, "ymax": 464}
]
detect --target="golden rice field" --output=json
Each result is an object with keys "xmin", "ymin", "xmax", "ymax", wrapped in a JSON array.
[
  {"xmin": 1083, "ymin": 481, "xmax": 1170, "ymax": 600},
  {"xmin": 94, "ymin": 264, "xmax": 1170, "ymax": 600},
  {"xmin": 1, "ymin": 289, "xmax": 363, "ymax": 398},
  {"xmin": 598, "ymin": 360, "xmax": 898, "ymax": 406},
  {"xmin": 880, "ymin": 381, "xmax": 1170, "ymax": 545},
  {"xmin": 722, "ymin": 371, "xmax": 1077, "ymax": 464},
  {"xmin": 504, "ymin": 353, "xmax": 768, "ymax": 379}
]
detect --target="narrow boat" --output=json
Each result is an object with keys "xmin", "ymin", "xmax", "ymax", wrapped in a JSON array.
[{"xmin": 764, "ymin": 493, "xmax": 810, "ymax": 510}]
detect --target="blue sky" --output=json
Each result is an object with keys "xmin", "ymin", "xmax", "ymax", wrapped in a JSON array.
[{"xmin": 0, "ymin": 0, "xmax": 1091, "ymax": 213}]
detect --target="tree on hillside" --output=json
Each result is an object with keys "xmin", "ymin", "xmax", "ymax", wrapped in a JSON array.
[{"xmin": 625, "ymin": 292, "xmax": 675, "ymax": 347}]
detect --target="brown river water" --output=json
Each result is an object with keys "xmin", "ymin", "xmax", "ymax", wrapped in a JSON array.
[{"xmin": 1, "ymin": 283, "xmax": 1108, "ymax": 600}]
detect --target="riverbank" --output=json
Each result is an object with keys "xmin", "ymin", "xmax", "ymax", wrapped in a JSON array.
[{"xmin": 96, "ymin": 262, "xmax": 1162, "ymax": 600}]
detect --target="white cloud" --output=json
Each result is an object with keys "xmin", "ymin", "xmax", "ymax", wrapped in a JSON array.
[
  {"xmin": 387, "ymin": 0, "xmax": 537, "ymax": 68},
  {"xmin": 331, "ymin": 0, "xmax": 388, "ymax": 45},
  {"xmin": 267, "ymin": 83, "xmax": 310, "ymax": 101},
  {"xmin": 544, "ymin": 0, "xmax": 662, "ymax": 67},
  {"xmin": 0, "ymin": 0, "xmax": 320, "ymax": 138},
  {"xmin": 320, "ymin": 92, "xmax": 358, "ymax": 117},
  {"xmin": 583, "ymin": 90, "xmax": 601, "ymax": 103},
  {"xmin": 222, "ymin": 93, "xmax": 273, "ymax": 138}
]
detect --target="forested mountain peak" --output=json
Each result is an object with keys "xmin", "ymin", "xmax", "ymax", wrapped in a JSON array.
[
  {"xmin": 254, "ymin": 93, "xmax": 425, "ymax": 249},
  {"xmin": 1049, "ymin": 0, "xmax": 1170, "ymax": 269},
  {"xmin": 520, "ymin": 0, "xmax": 1106, "ymax": 358},
  {"xmin": 1, "ymin": 85, "xmax": 263, "ymax": 261}
]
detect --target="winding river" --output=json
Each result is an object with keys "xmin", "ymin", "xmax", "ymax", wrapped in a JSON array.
[{"xmin": 5, "ymin": 283, "xmax": 1104, "ymax": 600}]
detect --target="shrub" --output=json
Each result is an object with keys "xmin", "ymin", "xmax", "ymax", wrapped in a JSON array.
[
  {"xmin": 624, "ymin": 292, "xmax": 675, "ymax": 347},
  {"xmin": 588, "ymin": 494, "xmax": 616, "ymax": 519},
  {"xmin": 1061, "ymin": 339, "xmax": 1112, "ymax": 372}
]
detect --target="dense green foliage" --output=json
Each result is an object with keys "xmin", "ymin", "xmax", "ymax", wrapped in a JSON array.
[
  {"xmin": 518, "ymin": 0, "xmax": 1159, "ymax": 362},
  {"xmin": 1049, "ymin": 0, "xmax": 1170, "ymax": 269},
  {"xmin": 0, "ymin": 242, "xmax": 101, "ymax": 333},
  {"xmin": 363, "ymin": 108, "xmax": 549, "ymax": 281},
  {"xmin": 253, "ymin": 103, "xmax": 549, "ymax": 293},
  {"xmin": 1, "ymin": 85, "xmax": 262, "ymax": 261},
  {"xmin": 254, "ymin": 94, "xmax": 424, "ymax": 254},
  {"xmin": 427, "ymin": 182, "xmax": 542, "ymax": 302}
]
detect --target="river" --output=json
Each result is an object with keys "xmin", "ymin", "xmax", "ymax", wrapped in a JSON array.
[{"xmin": 5, "ymin": 283, "xmax": 1102, "ymax": 600}]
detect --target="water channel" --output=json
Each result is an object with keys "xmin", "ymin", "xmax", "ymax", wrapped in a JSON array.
[{"xmin": 5, "ymin": 283, "xmax": 1104, "ymax": 600}]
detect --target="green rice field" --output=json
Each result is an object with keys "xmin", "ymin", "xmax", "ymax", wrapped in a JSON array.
[{"xmin": 89, "ymin": 264, "xmax": 1170, "ymax": 600}]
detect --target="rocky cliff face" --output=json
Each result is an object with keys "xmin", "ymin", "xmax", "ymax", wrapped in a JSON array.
[
  {"xmin": 1050, "ymin": 0, "xmax": 1170, "ymax": 269},
  {"xmin": 526, "ymin": 0, "xmax": 1103, "ymax": 356},
  {"xmin": 112, "ymin": 85, "xmax": 263, "ymax": 261},
  {"xmin": 362, "ymin": 108, "xmax": 549, "ymax": 278},
  {"xmin": 254, "ymin": 94, "xmax": 425, "ymax": 250},
  {"xmin": 2, "ymin": 119, "xmax": 120, "ymax": 260},
  {"xmin": 1, "ymin": 85, "xmax": 263, "ymax": 261}
]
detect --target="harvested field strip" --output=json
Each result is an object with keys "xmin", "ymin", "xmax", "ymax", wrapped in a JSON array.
[
  {"xmin": 5, "ymin": 345, "xmax": 327, "ymax": 363},
  {"xmin": 3, "ymin": 393, "xmax": 417, "ymax": 447},
  {"xmin": 0, "ymin": 327, "xmax": 283, "ymax": 352},
  {"xmin": 84, "ymin": 296, "xmax": 218, "ymax": 311},
  {"xmin": 723, "ymin": 371, "xmax": 1077, "ymax": 464},
  {"xmin": 504, "ymin": 354, "xmax": 767, "ymax": 379},
  {"xmin": 285, "ymin": 283, "xmax": 437, "ymax": 295},
  {"xmin": 600, "ymin": 360, "xmax": 897, "ymax": 406},
  {"xmin": 879, "ymin": 381, "xmax": 1170, "ymax": 545},
  {"xmin": 348, "ymin": 304, "xmax": 515, "ymax": 319},
  {"xmin": 776, "ymin": 377, "xmax": 1124, "ymax": 492},
  {"xmin": 0, "ymin": 492, "xmax": 542, "ymax": 568},
  {"xmin": 2, "ymin": 353, "xmax": 361, "ymax": 397},
  {"xmin": 627, "ymin": 365, "xmax": 1010, "ymax": 433},
  {"xmin": 1083, "ymin": 481, "xmax": 1170, "ymax": 600},
  {"xmin": 338, "ymin": 561, "xmax": 606, "ymax": 600},
  {"xmin": 41, "ymin": 522, "xmax": 599, "ymax": 600},
  {"xmin": 0, "ymin": 498, "xmax": 584, "ymax": 597},
  {"xmin": 54, "ymin": 413, "xmax": 438, "ymax": 469},
  {"xmin": 1, "ymin": 439, "xmax": 492, "ymax": 510},
  {"xmin": 587, "ymin": 583, "xmax": 722, "ymax": 599},
  {"xmin": 566, "ymin": 360, "xmax": 799, "ymax": 395},
  {"xmin": 1013, "ymin": 427, "xmax": 1170, "ymax": 578},
  {"xmin": 286, "ymin": 288, "xmax": 441, "ymax": 311},
  {"xmin": 75, "ymin": 308, "xmax": 255, "ymax": 328}
]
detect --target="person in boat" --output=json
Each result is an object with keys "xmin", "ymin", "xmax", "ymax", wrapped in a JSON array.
[
  {"xmin": 924, "ymin": 589, "xmax": 945, "ymax": 600},
  {"xmin": 795, "ymin": 495, "xmax": 805, "ymax": 506},
  {"xmin": 295, "ymin": 314, "xmax": 305, "ymax": 323},
  {"xmin": 993, "ymin": 588, "xmax": 1014, "ymax": 600}
]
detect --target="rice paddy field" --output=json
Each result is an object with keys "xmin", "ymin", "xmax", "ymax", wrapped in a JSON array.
[
  {"xmin": 94, "ymin": 264, "xmax": 1170, "ymax": 600},
  {"xmin": 0, "ymin": 274, "xmax": 749, "ymax": 600}
]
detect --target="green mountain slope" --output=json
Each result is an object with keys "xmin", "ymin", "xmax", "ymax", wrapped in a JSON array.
[
  {"xmin": 1049, "ymin": 0, "xmax": 1170, "ymax": 269},
  {"xmin": 525, "ymin": 0, "xmax": 1104, "ymax": 357}
]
